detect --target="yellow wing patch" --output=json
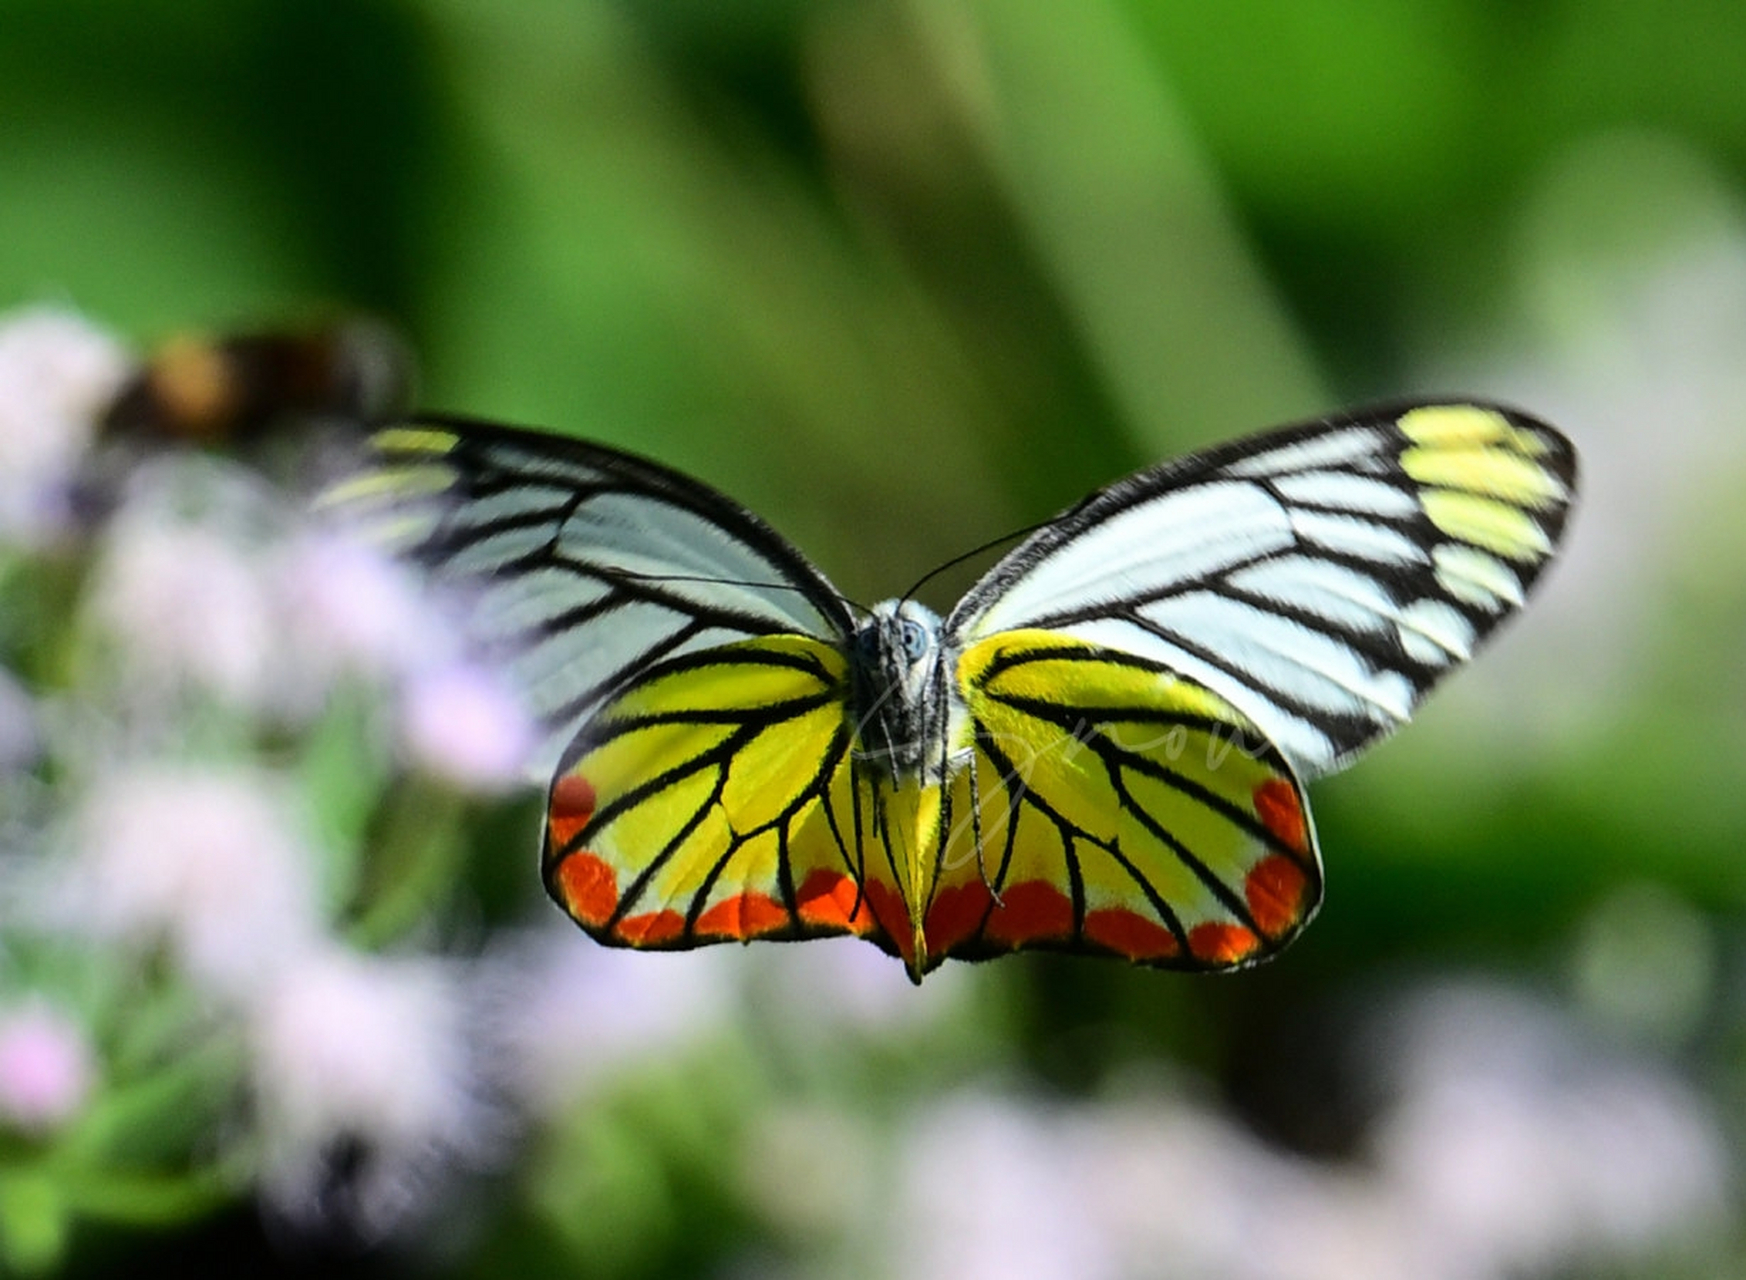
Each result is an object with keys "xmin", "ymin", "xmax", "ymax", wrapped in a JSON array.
[
  {"xmin": 542, "ymin": 635, "xmax": 889, "ymax": 951},
  {"xmin": 1396, "ymin": 404, "xmax": 1554, "ymax": 458},
  {"xmin": 1397, "ymin": 404, "xmax": 1570, "ymax": 563},
  {"xmin": 871, "ymin": 632, "xmax": 1322, "ymax": 980}
]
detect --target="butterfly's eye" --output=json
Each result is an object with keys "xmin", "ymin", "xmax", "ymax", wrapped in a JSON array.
[{"xmin": 898, "ymin": 617, "xmax": 930, "ymax": 662}]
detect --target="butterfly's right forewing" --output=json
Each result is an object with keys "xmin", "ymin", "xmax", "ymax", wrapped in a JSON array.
[{"xmin": 949, "ymin": 403, "xmax": 1577, "ymax": 780}]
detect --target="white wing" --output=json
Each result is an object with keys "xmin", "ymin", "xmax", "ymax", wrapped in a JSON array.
[
  {"xmin": 947, "ymin": 402, "xmax": 1577, "ymax": 778},
  {"xmin": 328, "ymin": 418, "xmax": 854, "ymax": 776}
]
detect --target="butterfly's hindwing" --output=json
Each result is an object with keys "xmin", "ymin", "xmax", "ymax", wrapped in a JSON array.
[
  {"xmin": 542, "ymin": 634, "xmax": 901, "ymax": 951},
  {"xmin": 902, "ymin": 632, "xmax": 1320, "ymax": 975},
  {"xmin": 949, "ymin": 403, "xmax": 1576, "ymax": 779}
]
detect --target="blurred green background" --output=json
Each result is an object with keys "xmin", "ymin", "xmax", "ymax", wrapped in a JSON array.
[{"xmin": 6, "ymin": 0, "xmax": 1746, "ymax": 1276}]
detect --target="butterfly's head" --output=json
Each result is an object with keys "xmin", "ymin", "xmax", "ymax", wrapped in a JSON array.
[
  {"xmin": 849, "ymin": 599, "xmax": 945, "ymax": 778},
  {"xmin": 854, "ymin": 598, "xmax": 941, "ymax": 675}
]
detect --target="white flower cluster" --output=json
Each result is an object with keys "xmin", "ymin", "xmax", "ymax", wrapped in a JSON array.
[
  {"xmin": 0, "ymin": 304, "xmax": 541, "ymax": 1243},
  {"xmin": 841, "ymin": 981, "xmax": 1729, "ymax": 1280},
  {"xmin": 72, "ymin": 452, "xmax": 534, "ymax": 787},
  {"xmin": 0, "ymin": 306, "xmax": 129, "ymax": 544}
]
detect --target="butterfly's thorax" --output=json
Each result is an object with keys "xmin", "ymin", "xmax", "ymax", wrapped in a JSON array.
[{"xmin": 847, "ymin": 599, "xmax": 952, "ymax": 782}]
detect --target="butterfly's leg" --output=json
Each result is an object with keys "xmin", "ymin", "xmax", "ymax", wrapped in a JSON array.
[
  {"xmin": 964, "ymin": 733, "xmax": 1005, "ymax": 908},
  {"xmin": 846, "ymin": 768, "xmax": 870, "ymax": 919}
]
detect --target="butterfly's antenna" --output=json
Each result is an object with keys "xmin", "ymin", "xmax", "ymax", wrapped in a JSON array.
[{"xmin": 898, "ymin": 521, "xmax": 1047, "ymax": 604}]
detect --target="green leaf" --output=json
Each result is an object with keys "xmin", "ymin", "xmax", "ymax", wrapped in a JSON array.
[{"xmin": 0, "ymin": 1170, "xmax": 67, "ymax": 1277}]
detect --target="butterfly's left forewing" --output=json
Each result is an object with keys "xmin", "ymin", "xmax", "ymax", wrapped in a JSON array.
[
  {"xmin": 327, "ymin": 418, "xmax": 855, "ymax": 779},
  {"xmin": 327, "ymin": 419, "xmax": 909, "ymax": 954}
]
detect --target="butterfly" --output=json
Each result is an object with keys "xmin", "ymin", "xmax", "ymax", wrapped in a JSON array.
[{"xmin": 329, "ymin": 402, "xmax": 1576, "ymax": 983}]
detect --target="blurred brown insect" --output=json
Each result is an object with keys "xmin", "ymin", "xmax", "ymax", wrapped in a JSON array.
[
  {"xmin": 101, "ymin": 320, "xmax": 415, "ymax": 447},
  {"xmin": 75, "ymin": 320, "xmax": 418, "ymax": 523}
]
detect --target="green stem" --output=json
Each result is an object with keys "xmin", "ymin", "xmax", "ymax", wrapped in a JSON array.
[
  {"xmin": 347, "ymin": 774, "xmax": 465, "ymax": 950},
  {"xmin": 58, "ymin": 1031, "xmax": 244, "ymax": 1168},
  {"xmin": 56, "ymin": 1157, "xmax": 246, "ymax": 1227}
]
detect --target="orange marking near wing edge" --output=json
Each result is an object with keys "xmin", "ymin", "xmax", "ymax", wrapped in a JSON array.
[
  {"xmin": 548, "ymin": 773, "xmax": 597, "ymax": 852},
  {"xmin": 696, "ymin": 891, "xmax": 789, "ymax": 939},
  {"xmin": 616, "ymin": 909, "xmax": 686, "ymax": 945},
  {"xmin": 925, "ymin": 882, "xmax": 994, "ymax": 954},
  {"xmin": 1245, "ymin": 855, "xmax": 1308, "ymax": 938},
  {"xmin": 861, "ymin": 880, "xmax": 914, "ymax": 965},
  {"xmin": 796, "ymin": 869, "xmax": 875, "ymax": 933},
  {"xmin": 553, "ymin": 852, "xmax": 617, "ymax": 927},
  {"xmin": 1188, "ymin": 922, "xmax": 1259, "ymax": 965},
  {"xmin": 1252, "ymin": 778, "xmax": 1308, "ymax": 854},
  {"xmin": 1085, "ymin": 908, "xmax": 1179, "ymax": 960},
  {"xmin": 983, "ymin": 881, "xmax": 1074, "ymax": 945}
]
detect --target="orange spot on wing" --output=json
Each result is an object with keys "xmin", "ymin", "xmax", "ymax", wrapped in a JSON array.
[
  {"xmin": 924, "ymin": 882, "xmax": 994, "ymax": 954},
  {"xmin": 1084, "ymin": 908, "xmax": 1179, "ymax": 960},
  {"xmin": 548, "ymin": 774, "xmax": 598, "ymax": 852},
  {"xmin": 1244, "ymin": 855, "xmax": 1308, "ymax": 938},
  {"xmin": 616, "ymin": 909, "xmax": 686, "ymax": 945},
  {"xmin": 696, "ymin": 891, "xmax": 788, "ymax": 939},
  {"xmin": 983, "ymin": 881, "xmax": 1073, "ymax": 945},
  {"xmin": 1252, "ymin": 778, "xmax": 1308, "ymax": 854},
  {"xmin": 861, "ymin": 880, "xmax": 914, "ymax": 965},
  {"xmin": 553, "ymin": 852, "xmax": 617, "ymax": 927},
  {"xmin": 796, "ymin": 869, "xmax": 875, "ymax": 933},
  {"xmin": 1188, "ymin": 922, "xmax": 1259, "ymax": 965}
]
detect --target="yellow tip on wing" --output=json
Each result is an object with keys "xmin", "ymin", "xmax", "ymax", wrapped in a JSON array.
[
  {"xmin": 1397, "ymin": 404, "xmax": 1551, "ymax": 457},
  {"xmin": 371, "ymin": 426, "xmax": 461, "ymax": 455},
  {"xmin": 318, "ymin": 462, "xmax": 457, "ymax": 508},
  {"xmin": 1400, "ymin": 445, "xmax": 1568, "ymax": 507},
  {"xmin": 1419, "ymin": 489, "xmax": 1554, "ymax": 561},
  {"xmin": 1393, "ymin": 405, "xmax": 1571, "ymax": 567}
]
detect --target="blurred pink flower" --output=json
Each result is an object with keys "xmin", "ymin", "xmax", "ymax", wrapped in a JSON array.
[
  {"xmin": 67, "ymin": 765, "xmax": 323, "ymax": 1000},
  {"xmin": 0, "ymin": 667, "xmax": 38, "ymax": 771},
  {"xmin": 477, "ymin": 926, "xmax": 734, "ymax": 1117},
  {"xmin": 0, "ymin": 305, "xmax": 130, "ymax": 543},
  {"xmin": 398, "ymin": 661, "xmax": 536, "ymax": 791},
  {"xmin": 1065, "ymin": 1097, "xmax": 1429, "ymax": 1280},
  {"xmin": 875, "ymin": 981, "xmax": 1729, "ymax": 1280},
  {"xmin": 739, "ymin": 1101, "xmax": 876, "ymax": 1243},
  {"xmin": 250, "ymin": 945, "xmax": 484, "ymax": 1237},
  {"xmin": 754, "ymin": 934, "xmax": 973, "ymax": 1034},
  {"xmin": 87, "ymin": 490, "xmax": 278, "ymax": 711},
  {"xmin": 0, "ymin": 1000, "xmax": 95, "ymax": 1135},
  {"xmin": 1371, "ymin": 982, "xmax": 1730, "ymax": 1277},
  {"xmin": 274, "ymin": 529, "xmax": 439, "ymax": 687},
  {"xmin": 896, "ymin": 1093, "xmax": 1118, "ymax": 1280}
]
